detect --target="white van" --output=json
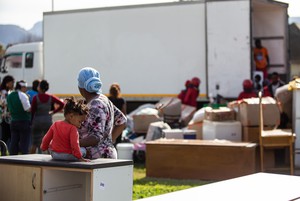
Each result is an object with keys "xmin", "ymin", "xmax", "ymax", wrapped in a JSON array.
[{"xmin": 0, "ymin": 42, "xmax": 43, "ymax": 86}]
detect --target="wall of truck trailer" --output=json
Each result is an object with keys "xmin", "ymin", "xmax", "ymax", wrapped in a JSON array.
[
  {"xmin": 43, "ymin": 0, "xmax": 289, "ymax": 102},
  {"xmin": 43, "ymin": 1, "xmax": 207, "ymax": 100},
  {"xmin": 0, "ymin": 0, "xmax": 289, "ymax": 107}
]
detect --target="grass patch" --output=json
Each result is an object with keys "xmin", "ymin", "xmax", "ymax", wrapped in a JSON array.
[{"xmin": 133, "ymin": 163, "xmax": 211, "ymax": 200}]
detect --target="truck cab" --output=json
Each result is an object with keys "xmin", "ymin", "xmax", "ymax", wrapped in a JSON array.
[{"xmin": 0, "ymin": 42, "xmax": 43, "ymax": 86}]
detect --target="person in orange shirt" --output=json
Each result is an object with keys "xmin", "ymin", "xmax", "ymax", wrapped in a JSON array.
[{"xmin": 254, "ymin": 39, "xmax": 269, "ymax": 79}]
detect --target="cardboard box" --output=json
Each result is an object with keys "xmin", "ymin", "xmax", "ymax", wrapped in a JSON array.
[
  {"xmin": 180, "ymin": 104, "xmax": 197, "ymax": 126},
  {"xmin": 163, "ymin": 129, "xmax": 184, "ymax": 139},
  {"xmin": 203, "ymin": 120, "xmax": 242, "ymax": 142},
  {"xmin": 133, "ymin": 114, "xmax": 161, "ymax": 133},
  {"xmin": 242, "ymin": 126, "xmax": 273, "ymax": 143},
  {"xmin": 204, "ymin": 107, "xmax": 236, "ymax": 121},
  {"xmin": 187, "ymin": 122, "xmax": 203, "ymax": 139},
  {"xmin": 146, "ymin": 121, "xmax": 171, "ymax": 141},
  {"xmin": 238, "ymin": 97, "xmax": 280, "ymax": 126},
  {"xmin": 156, "ymin": 97, "xmax": 181, "ymax": 116}
]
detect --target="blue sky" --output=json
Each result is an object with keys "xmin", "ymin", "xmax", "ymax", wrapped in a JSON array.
[{"xmin": 0, "ymin": 0, "xmax": 299, "ymax": 30}]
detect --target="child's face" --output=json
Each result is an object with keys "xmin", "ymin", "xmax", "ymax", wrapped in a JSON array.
[{"xmin": 69, "ymin": 113, "xmax": 87, "ymax": 128}]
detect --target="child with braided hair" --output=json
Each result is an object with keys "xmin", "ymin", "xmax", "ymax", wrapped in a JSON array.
[{"xmin": 41, "ymin": 97, "xmax": 90, "ymax": 162}]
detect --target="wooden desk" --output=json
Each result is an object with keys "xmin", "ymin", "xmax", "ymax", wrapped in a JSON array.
[
  {"xmin": 146, "ymin": 139, "xmax": 257, "ymax": 180},
  {"xmin": 0, "ymin": 154, "xmax": 133, "ymax": 201},
  {"xmin": 136, "ymin": 173, "xmax": 300, "ymax": 201}
]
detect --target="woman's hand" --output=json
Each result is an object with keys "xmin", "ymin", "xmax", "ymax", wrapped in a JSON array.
[{"xmin": 79, "ymin": 135, "xmax": 99, "ymax": 147}]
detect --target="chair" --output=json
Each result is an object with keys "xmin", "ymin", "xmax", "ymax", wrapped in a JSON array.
[{"xmin": 258, "ymin": 91, "xmax": 296, "ymax": 175}]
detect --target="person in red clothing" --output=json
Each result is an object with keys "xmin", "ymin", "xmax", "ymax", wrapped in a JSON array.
[
  {"xmin": 237, "ymin": 79, "xmax": 257, "ymax": 100},
  {"xmin": 178, "ymin": 80, "xmax": 192, "ymax": 103},
  {"xmin": 30, "ymin": 80, "xmax": 65, "ymax": 154},
  {"xmin": 183, "ymin": 77, "xmax": 200, "ymax": 107},
  {"xmin": 40, "ymin": 97, "xmax": 89, "ymax": 162},
  {"xmin": 262, "ymin": 79, "xmax": 272, "ymax": 97}
]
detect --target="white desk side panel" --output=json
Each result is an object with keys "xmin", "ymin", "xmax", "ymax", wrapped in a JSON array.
[
  {"xmin": 294, "ymin": 89, "xmax": 300, "ymax": 118},
  {"xmin": 43, "ymin": 169, "xmax": 91, "ymax": 201},
  {"xmin": 293, "ymin": 89, "xmax": 300, "ymax": 167},
  {"xmin": 93, "ymin": 165, "xmax": 133, "ymax": 201},
  {"xmin": 294, "ymin": 118, "xmax": 300, "ymax": 167}
]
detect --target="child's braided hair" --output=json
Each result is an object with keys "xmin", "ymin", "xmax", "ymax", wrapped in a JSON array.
[{"xmin": 64, "ymin": 97, "xmax": 88, "ymax": 116}]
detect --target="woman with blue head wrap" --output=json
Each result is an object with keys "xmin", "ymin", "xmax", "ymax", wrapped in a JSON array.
[
  {"xmin": 78, "ymin": 67, "xmax": 102, "ymax": 94},
  {"xmin": 77, "ymin": 67, "xmax": 127, "ymax": 159}
]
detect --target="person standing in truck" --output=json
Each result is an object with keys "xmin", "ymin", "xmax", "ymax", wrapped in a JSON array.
[
  {"xmin": 77, "ymin": 67, "xmax": 127, "ymax": 159},
  {"xmin": 30, "ymin": 80, "xmax": 65, "ymax": 154},
  {"xmin": 267, "ymin": 72, "xmax": 285, "ymax": 98},
  {"xmin": 254, "ymin": 39, "xmax": 270, "ymax": 79}
]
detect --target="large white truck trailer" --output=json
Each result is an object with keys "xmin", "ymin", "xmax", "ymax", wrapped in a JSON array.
[{"xmin": 0, "ymin": 0, "xmax": 289, "ymax": 102}]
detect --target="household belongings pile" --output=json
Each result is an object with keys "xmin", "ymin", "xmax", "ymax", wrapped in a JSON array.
[
  {"xmin": 154, "ymin": 97, "xmax": 197, "ymax": 139},
  {"xmin": 127, "ymin": 103, "xmax": 162, "ymax": 134},
  {"xmin": 228, "ymin": 96, "xmax": 280, "ymax": 143},
  {"xmin": 127, "ymin": 97, "xmax": 197, "ymax": 135},
  {"xmin": 186, "ymin": 105, "xmax": 240, "ymax": 141},
  {"xmin": 202, "ymin": 106, "xmax": 242, "ymax": 142},
  {"xmin": 136, "ymin": 98, "xmax": 198, "ymax": 142},
  {"xmin": 123, "ymin": 98, "xmax": 197, "ymax": 162},
  {"xmin": 155, "ymin": 97, "xmax": 197, "ymax": 128}
]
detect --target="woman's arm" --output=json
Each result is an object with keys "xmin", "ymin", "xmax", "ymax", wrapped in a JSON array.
[
  {"xmin": 112, "ymin": 122, "xmax": 126, "ymax": 143},
  {"xmin": 121, "ymin": 101, "xmax": 127, "ymax": 115},
  {"xmin": 112, "ymin": 103, "xmax": 127, "ymax": 143},
  {"xmin": 51, "ymin": 95, "xmax": 65, "ymax": 114},
  {"xmin": 79, "ymin": 135, "xmax": 99, "ymax": 147}
]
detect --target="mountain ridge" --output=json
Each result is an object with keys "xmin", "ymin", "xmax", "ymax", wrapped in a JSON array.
[{"xmin": 0, "ymin": 21, "xmax": 42, "ymax": 47}]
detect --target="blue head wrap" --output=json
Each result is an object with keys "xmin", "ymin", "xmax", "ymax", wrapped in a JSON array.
[{"xmin": 77, "ymin": 67, "xmax": 102, "ymax": 94}]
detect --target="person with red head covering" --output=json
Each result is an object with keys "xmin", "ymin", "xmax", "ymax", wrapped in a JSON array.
[
  {"xmin": 183, "ymin": 77, "xmax": 200, "ymax": 107},
  {"xmin": 237, "ymin": 79, "xmax": 257, "ymax": 100},
  {"xmin": 191, "ymin": 77, "xmax": 200, "ymax": 88},
  {"xmin": 178, "ymin": 80, "xmax": 191, "ymax": 103}
]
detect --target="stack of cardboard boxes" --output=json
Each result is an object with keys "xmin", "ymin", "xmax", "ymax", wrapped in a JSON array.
[
  {"xmin": 230, "ymin": 97, "xmax": 281, "ymax": 168},
  {"xmin": 202, "ymin": 107, "xmax": 242, "ymax": 141},
  {"xmin": 237, "ymin": 97, "xmax": 280, "ymax": 143}
]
